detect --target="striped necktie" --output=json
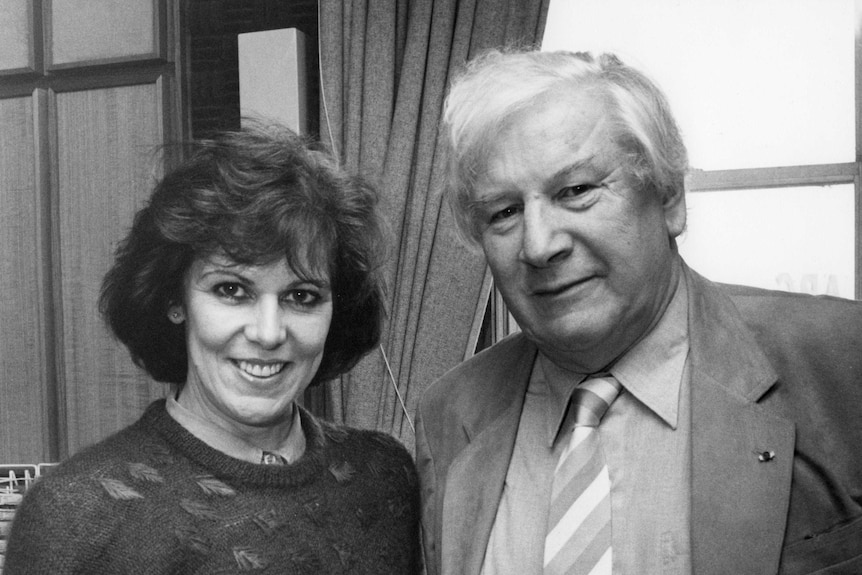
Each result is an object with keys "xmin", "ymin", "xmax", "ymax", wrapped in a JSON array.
[{"xmin": 544, "ymin": 374, "xmax": 622, "ymax": 575}]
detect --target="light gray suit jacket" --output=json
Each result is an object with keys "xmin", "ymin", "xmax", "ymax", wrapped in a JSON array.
[{"xmin": 416, "ymin": 264, "xmax": 862, "ymax": 575}]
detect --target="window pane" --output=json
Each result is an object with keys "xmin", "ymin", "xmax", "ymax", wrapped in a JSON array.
[
  {"xmin": 0, "ymin": 0, "xmax": 31, "ymax": 71},
  {"xmin": 678, "ymin": 185, "xmax": 855, "ymax": 298},
  {"xmin": 49, "ymin": 0, "xmax": 155, "ymax": 66},
  {"xmin": 543, "ymin": 0, "xmax": 855, "ymax": 171}
]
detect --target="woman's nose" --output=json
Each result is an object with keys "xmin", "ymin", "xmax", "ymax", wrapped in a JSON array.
[{"xmin": 244, "ymin": 298, "xmax": 287, "ymax": 348}]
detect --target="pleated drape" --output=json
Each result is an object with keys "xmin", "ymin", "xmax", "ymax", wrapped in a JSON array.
[{"xmin": 317, "ymin": 0, "xmax": 550, "ymax": 449}]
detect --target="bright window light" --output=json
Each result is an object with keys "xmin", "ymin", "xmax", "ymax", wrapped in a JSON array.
[
  {"xmin": 678, "ymin": 185, "xmax": 855, "ymax": 298},
  {"xmin": 542, "ymin": 0, "xmax": 855, "ymax": 171}
]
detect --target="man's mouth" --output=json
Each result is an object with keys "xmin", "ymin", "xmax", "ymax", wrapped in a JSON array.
[
  {"xmin": 235, "ymin": 360, "xmax": 286, "ymax": 378},
  {"xmin": 531, "ymin": 275, "xmax": 595, "ymax": 296}
]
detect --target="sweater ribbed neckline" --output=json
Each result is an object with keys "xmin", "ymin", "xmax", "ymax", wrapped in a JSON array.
[{"xmin": 139, "ymin": 399, "xmax": 333, "ymax": 488}]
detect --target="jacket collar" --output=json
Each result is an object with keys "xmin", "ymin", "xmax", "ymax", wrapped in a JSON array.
[{"xmin": 685, "ymin": 264, "xmax": 777, "ymax": 401}]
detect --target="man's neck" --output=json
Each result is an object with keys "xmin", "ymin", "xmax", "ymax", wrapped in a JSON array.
[{"xmin": 539, "ymin": 255, "xmax": 683, "ymax": 374}]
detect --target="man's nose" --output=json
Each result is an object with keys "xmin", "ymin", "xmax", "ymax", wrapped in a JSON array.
[
  {"xmin": 519, "ymin": 202, "xmax": 572, "ymax": 267},
  {"xmin": 244, "ymin": 298, "xmax": 287, "ymax": 348}
]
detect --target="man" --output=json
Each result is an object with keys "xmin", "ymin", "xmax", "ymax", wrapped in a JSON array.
[{"xmin": 415, "ymin": 49, "xmax": 862, "ymax": 575}]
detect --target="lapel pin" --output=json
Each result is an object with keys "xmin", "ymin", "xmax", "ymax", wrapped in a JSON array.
[{"xmin": 756, "ymin": 450, "xmax": 775, "ymax": 462}]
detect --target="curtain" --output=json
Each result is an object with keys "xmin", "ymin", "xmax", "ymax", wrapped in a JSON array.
[{"xmin": 316, "ymin": 0, "xmax": 551, "ymax": 449}]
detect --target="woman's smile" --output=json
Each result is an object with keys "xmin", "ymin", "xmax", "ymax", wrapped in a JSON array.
[{"xmin": 233, "ymin": 359, "xmax": 288, "ymax": 379}]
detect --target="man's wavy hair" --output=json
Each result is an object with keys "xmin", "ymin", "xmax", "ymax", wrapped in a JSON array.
[
  {"xmin": 442, "ymin": 48, "xmax": 689, "ymax": 246},
  {"xmin": 100, "ymin": 121, "xmax": 386, "ymax": 386}
]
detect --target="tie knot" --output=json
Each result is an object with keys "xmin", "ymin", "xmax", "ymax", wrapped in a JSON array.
[{"xmin": 569, "ymin": 375, "xmax": 621, "ymax": 427}]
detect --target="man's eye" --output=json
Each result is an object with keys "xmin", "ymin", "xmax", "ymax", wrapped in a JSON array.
[
  {"xmin": 214, "ymin": 283, "xmax": 248, "ymax": 300},
  {"xmin": 490, "ymin": 205, "xmax": 522, "ymax": 223},
  {"xmin": 561, "ymin": 184, "xmax": 596, "ymax": 196},
  {"xmin": 559, "ymin": 183, "xmax": 603, "ymax": 209}
]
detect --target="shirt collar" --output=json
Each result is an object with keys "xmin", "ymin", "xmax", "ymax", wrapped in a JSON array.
[
  {"xmin": 539, "ymin": 273, "xmax": 690, "ymax": 445},
  {"xmin": 166, "ymin": 391, "xmax": 306, "ymax": 464}
]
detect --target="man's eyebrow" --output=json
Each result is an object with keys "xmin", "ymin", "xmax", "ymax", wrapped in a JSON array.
[
  {"xmin": 467, "ymin": 188, "xmax": 515, "ymax": 213},
  {"xmin": 551, "ymin": 155, "xmax": 598, "ymax": 182},
  {"xmin": 467, "ymin": 154, "xmax": 601, "ymax": 211},
  {"xmin": 465, "ymin": 196, "xmax": 494, "ymax": 217}
]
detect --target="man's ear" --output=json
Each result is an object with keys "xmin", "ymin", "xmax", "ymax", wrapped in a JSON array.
[{"xmin": 663, "ymin": 185, "xmax": 687, "ymax": 239}]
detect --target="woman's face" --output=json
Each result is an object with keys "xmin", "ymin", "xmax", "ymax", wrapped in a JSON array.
[{"xmin": 171, "ymin": 254, "xmax": 332, "ymax": 436}]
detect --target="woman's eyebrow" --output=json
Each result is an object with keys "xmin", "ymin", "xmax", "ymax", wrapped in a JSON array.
[
  {"xmin": 294, "ymin": 277, "xmax": 331, "ymax": 289},
  {"xmin": 198, "ymin": 267, "xmax": 252, "ymax": 283}
]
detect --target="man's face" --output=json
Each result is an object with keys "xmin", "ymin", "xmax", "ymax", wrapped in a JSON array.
[{"xmin": 472, "ymin": 87, "xmax": 686, "ymax": 372}]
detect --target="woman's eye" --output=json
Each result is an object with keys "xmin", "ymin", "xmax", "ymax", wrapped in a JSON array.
[
  {"xmin": 286, "ymin": 289, "xmax": 321, "ymax": 307},
  {"xmin": 214, "ymin": 283, "xmax": 248, "ymax": 301}
]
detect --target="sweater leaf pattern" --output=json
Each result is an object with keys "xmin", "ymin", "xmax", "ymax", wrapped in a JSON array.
[
  {"xmin": 128, "ymin": 462, "xmax": 165, "ymax": 483},
  {"xmin": 233, "ymin": 546, "xmax": 269, "ymax": 570},
  {"xmin": 98, "ymin": 478, "xmax": 144, "ymax": 500},
  {"xmin": 328, "ymin": 461, "xmax": 355, "ymax": 483},
  {"xmin": 196, "ymin": 475, "xmax": 237, "ymax": 497}
]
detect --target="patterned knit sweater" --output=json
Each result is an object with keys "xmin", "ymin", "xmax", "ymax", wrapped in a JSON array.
[{"xmin": 4, "ymin": 400, "xmax": 420, "ymax": 574}]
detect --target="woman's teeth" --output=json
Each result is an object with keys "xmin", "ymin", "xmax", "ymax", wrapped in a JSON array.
[{"xmin": 237, "ymin": 361, "xmax": 285, "ymax": 378}]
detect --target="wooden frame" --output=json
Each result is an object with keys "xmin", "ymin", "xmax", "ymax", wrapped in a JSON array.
[
  {"xmin": 688, "ymin": 164, "xmax": 857, "ymax": 192},
  {"xmin": 33, "ymin": 88, "xmax": 60, "ymax": 461}
]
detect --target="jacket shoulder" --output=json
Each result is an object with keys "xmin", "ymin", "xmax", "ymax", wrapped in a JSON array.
[
  {"xmin": 722, "ymin": 284, "xmax": 862, "ymax": 357},
  {"xmin": 419, "ymin": 332, "xmax": 535, "ymax": 413},
  {"xmin": 719, "ymin": 283, "xmax": 862, "ymax": 430}
]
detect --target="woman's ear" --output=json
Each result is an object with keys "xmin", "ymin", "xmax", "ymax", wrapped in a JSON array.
[{"xmin": 167, "ymin": 303, "xmax": 185, "ymax": 325}]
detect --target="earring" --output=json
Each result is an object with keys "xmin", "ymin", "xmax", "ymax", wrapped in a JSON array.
[{"xmin": 168, "ymin": 309, "xmax": 184, "ymax": 324}]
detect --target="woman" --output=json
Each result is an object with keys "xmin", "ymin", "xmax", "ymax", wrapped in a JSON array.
[{"xmin": 4, "ymin": 122, "xmax": 420, "ymax": 574}]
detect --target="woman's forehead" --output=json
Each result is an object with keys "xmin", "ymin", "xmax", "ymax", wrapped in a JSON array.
[{"xmin": 194, "ymin": 248, "xmax": 332, "ymax": 281}]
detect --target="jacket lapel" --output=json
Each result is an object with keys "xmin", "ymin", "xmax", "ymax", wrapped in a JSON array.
[
  {"xmin": 442, "ymin": 398, "xmax": 525, "ymax": 575},
  {"xmin": 685, "ymin": 266, "xmax": 796, "ymax": 574},
  {"xmin": 441, "ymin": 336, "xmax": 535, "ymax": 575}
]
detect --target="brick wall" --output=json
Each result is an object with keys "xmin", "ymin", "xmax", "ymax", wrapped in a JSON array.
[{"xmin": 186, "ymin": 0, "xmax": 320, "ymax": 138}]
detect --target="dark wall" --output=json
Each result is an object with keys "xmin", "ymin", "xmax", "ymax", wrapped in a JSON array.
[{"xmin": 185, "ymin": 0, "xmax": 320, "ymax": 138}]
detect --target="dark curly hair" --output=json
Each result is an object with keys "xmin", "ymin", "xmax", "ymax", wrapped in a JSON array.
[{"xmin": 99, "ymin": 121, "xmax": 386, "ymax": 386}]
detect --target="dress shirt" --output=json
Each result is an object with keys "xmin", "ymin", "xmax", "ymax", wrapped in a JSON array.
[
  {"xmin": 480, "ymin": 275, "xmax": 691, "ymax": 575},
  {"xmin": 166, "ymin": 391, "xmax": 306, "ymax": 464}
]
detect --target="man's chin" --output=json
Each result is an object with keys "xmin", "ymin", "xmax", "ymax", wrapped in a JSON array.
[{"xmin": 524, "ymin": 320, "xmax": 620, "ymax": 365}]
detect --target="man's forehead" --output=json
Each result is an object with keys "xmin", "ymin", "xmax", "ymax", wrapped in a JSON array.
[{"xmin": 475, "ymin": 118, "xmax": 619, "ymax": 190}]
